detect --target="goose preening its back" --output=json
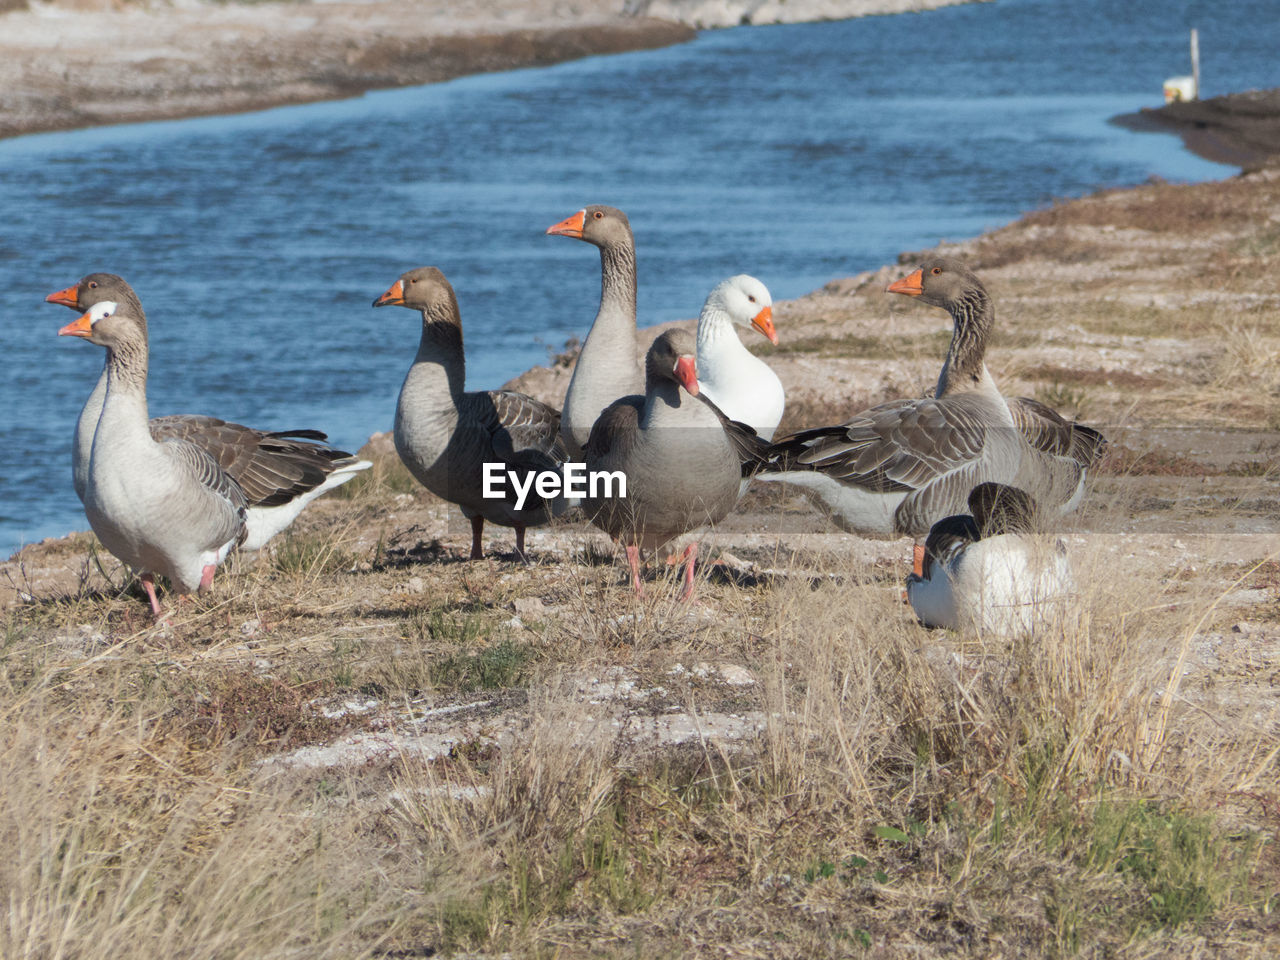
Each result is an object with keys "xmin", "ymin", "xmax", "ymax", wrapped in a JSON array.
[
  {"xmin": 545, "ymin": 205, "xmax": 641, "ymax": 457},
  {"xmin": 373, "ymin": 266, "xmax": 569, "ymax": 560},
  {"xmin": 584, "ymin": 328, "xmax": 742, "ymax": 601},
  {"xmin": 695, "ymin": 275, "xmax": 784, "ymax": 441},
  {"xmin": 756, "ymin": 258, "xmax": 1102, "ymax": 540},
  {"xmin": 59, "ymin": 300, "xmax": 247, "ymax": 616},
  {"xmin": 45, "ymin": 273, "xmax": 370, "ymax": 551},
  {"xmin": 906, "ymin": 482, "xmax": 1072, "ymax": 636}
]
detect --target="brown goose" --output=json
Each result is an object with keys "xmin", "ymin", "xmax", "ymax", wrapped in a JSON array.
[
  {"xmin": 757, "ymin": 258, "xmax": 1032, "ymax": 540},
  {"xmin": 583, "ymin": 328, "xmax": 741, "ymax": 600},
  {"xmin": 545, "ymin": 205, "xmax": 641, "ymax": 456},
  {"xmin": 373, "ymin": 266, "xmax": 568, "ymax": 559},
  {"xmin": 45, "ymin": 273, "xmax": 370, "ymax": 551},
  {"xmin": 59, "ymin": 300, "xmax": 247, "ymax": 616}
]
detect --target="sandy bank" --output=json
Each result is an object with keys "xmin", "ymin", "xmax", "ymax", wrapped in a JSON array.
[
  {"xmin": 0, "ymin": 0, "xmax": 973, "ymax": 142},
  {"xmin": 0, "ymin": 2, "xmax": 693, "ymax": 141}
]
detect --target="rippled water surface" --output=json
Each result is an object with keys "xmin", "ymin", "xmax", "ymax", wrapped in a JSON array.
[{"xmin": 1, "ymin": 0, "xmax": 1275, "ymax": 553}]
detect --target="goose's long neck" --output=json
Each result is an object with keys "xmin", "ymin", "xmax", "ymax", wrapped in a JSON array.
[
  {"xmin": 696, "ymin": 303, "xmax": 751, "ymax": 381},
  {"xmin": 580, "ymin": 239, "xmax": 638, "ymax": 368},
  {"xmin": 937, "ymin": 287, "xmax": 995, "ymax": 398},
  {"xmin": 411, "ymin": 308, "xmax": 466, "ymax": 398},
  {"xmin": 97, "ymin": 335, "xmax": 153, "ymax": 444},
  {"xmin": 399, "ymin": 309, "xmax": 465, "ymax": 435}
]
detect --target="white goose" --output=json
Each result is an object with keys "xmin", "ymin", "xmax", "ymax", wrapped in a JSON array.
[
  {"xmin": 906, "ymin": 483, "xmax": 1072, "ymax": 636},
  {"xmin": 59, "ymin": 301, "xmax": 247, "ymax": 616},
  {"xmin": 695, "ymin": 275, "xmax": 784, "ymax": 440},
  {"xmin": 373, "ymin": 266, "xmax": 569, "ymax": 559},
  {"xmin": 46, "ymin": 273, "xmax": 370, "ymax": 551}
]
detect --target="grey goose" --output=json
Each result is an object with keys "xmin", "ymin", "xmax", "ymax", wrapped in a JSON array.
[
  {"xmin": 373, "ymin": 266, "xmax": 569, "ymax": 560},
  {"xmin": 45, "ymin": 273, "xmax": 370, "ymax": 551},
  {"xmin": 59, "ymin": 300, "xmax": 247, "ymax": 616},
  {"xmin": 757, "ymin": 258, "xmax": 1102, "ymax": 550},
  {"xmin": 545, "ymin": 205, "xmax": 642, "ymax": 457},
  {"xmin": 583, "ymin": 328, "xmax": 742, "ymax": 601}
]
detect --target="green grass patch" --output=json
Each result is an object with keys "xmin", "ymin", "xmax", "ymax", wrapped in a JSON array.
[{"xmin": 429, "ymin": 637, "xmax": 534, "ymax": 692}]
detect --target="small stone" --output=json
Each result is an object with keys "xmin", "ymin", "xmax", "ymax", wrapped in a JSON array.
[
  {"xmin": 1232, "ymin": 621, "xmax": 1256, "ymax": 636},
  {"xmin": 240, "ymin": 618, "xmax": 261, "ymax": 637},
  {"xmin": 406, "ymin": 576, "xmax": 426, "ymax": 594},
  {"xmin": 513, "ymin": 597, "xmax": 544, "ymax": 618},
  {"xmin": 716, "ymin": 664, "xmax": 756, "ymax": 686}
]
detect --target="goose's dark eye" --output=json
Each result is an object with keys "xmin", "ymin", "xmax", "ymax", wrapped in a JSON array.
[
  {"xmin": 593, "ymin": 210, "xmax": 604, "ymax": 220},
  {"xmin": 931, "ymin": 267, "xmax": 942, "ymax": 275},
  {"xmin": 747, "ymin": 295, "xmax": 756, "ymax": 303},
  {"xmin": 88, "ymin": 281, "xmax": 98, "ymax": 289}
]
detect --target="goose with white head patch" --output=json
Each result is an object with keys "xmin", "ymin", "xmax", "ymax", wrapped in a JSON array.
[
  {"xmin": 44, "ymin": 272, "xmax": 370, "ymax": 551},
  {"xmin": 58, "ymin": 299, "xmax": 247, "ymax": 616}
]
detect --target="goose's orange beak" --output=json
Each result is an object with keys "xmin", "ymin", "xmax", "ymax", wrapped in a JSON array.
[
  {"xmin": 751, "ymin": 305, "xmax": 777, "ymax": 345},
  {"xmin": 887, "ymin": 268, "xmax": 924, "ymax": 297},
  {"xmin": 912, "ymin": 543, "xmax": 926, "ymax": 578},
  {"xmin": 372, "ymin": 279, "xmax": 404, "ymax": 308},
  {"xmin": 58, "ymin": 310, "xmax": 94, "ymax": 338},
  {"xmin": 45, "ymin": 284, "xmax": 79, "ymax": 308},
  {"xmin": 674, "ymin": 355, "xmax": 699, "ymax": 396},
  {"xmin": 546, "ymin": 209, "xmax": 586, "ymax": 238}
]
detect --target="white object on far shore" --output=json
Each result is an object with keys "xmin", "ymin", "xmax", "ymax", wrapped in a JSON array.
[{"xmin": 1163, "ymin": 28, "xmax": 1200, "ymax": 102}]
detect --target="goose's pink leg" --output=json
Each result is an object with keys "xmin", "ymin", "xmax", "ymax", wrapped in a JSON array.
[
  {"xmin": 625, "ymin": 544, "xmax": 644, "ymax": 596},
  {"xmin": 679, "ymin": 543, "xmax": 698, "ymax": 602},
  {"xmin": 140, "ymin": 574, "xmax": 163, "ymax": 618}
]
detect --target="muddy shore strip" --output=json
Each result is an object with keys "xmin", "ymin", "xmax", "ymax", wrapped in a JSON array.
[{"xmin": 1111, "ymin": 88, "xmax": 1280, "ymax": 170}]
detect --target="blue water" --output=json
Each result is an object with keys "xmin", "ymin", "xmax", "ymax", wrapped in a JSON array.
[{"xmin": 1, "ymin": 0, "xmax": 1273, "ymax": 554}]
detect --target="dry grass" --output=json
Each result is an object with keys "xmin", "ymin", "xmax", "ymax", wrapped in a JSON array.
[{"xmin": 2, "ymin": 475, "xmax": 1277, "ymax": 957}]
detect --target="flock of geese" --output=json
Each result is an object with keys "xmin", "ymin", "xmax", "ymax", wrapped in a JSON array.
[{"xmin": 46, "ymin": 204, "xmax": 1106, "ymax": 635}]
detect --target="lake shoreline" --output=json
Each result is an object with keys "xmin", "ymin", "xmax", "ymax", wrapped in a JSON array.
[{"xmin": 0, "ymin": 0, "xmax": 969, "ymax": 142}]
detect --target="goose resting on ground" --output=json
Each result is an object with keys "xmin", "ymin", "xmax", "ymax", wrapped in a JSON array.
[
  {"xmin": 906, "ymin": 482, "xmax": 1072, "ymax": 636},
  {"xmin": 45, "ymin": 273, "xmax": 370, "ymax": 551},
  {"xmin": 373, "ymin": 266, "xmax": 569, "ymax": 560},
  {"xmin": 59, "ymin": 301, "xmax": 247, "ymax": 616},
  {"xmin": 545, "ymin": 205, "xmax": 641, "ymax": 456},
  {"xmin": 584, "ymin": 328, "xmax": 742, "ymax": 601}
]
